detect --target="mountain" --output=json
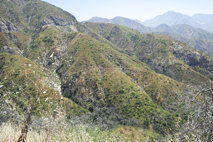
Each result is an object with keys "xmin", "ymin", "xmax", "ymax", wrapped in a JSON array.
[
  {"xmin": 192, "ymin": 14, "xmax": 213, "ymax": 32},
  {"xmin": 0, "ymin": 0, "xmax": 77, "ymax": 32},
  {"xmin": 0, "ymin": 53, "xmax": 87, "ymax": 121},
  {"xmin": 143, "ymin": 11, "xmax": 197, "ymax": 27},
  {"xmin": 25, "ymin": 23, "xmax": 185, "ymax": 135},
  {"xmin": 143, "ymin": 11, "xmax": 213, "ymax": 32},
  {"xmin": 84, "ymin": 23, "xmax": 213, "ymax": 141},
  {"xmin": 0, "ymin": 0, "xmax": 184, "ymax": 138},
  {"xmin": 86, "ymin": 16, "xmax": 151, "ymax": 33},
  {"xmin": 85, "ymin": 23, "xmax": 213, "ymax": 84},
  {"xmin": 86, "ymin": 16, "xmax": 213, "ymax": 57},
  {"xmin": 86, "ymin": 17, "xmax": 111, "ymax": 23},
  {"xmin": 1, "ymin": 0, "xmax": 213, "ymax": 141},
  {"xmin": 152, "ymin": 24, "xmax": 213, "ymax": 56}
]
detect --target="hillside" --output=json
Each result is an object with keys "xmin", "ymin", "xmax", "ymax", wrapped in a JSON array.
[
  {"xmin": 0, "ymin": 0, "xmax": 213, "ymax": 141},
  {"xmin": 25, "ymin": 24, "xmax": 187, "ymax": 134},
  {"xmin": 86, "ymin": 16, "xmax": 213, "ymax": 57},
  {"xmin": 0, "ymin": 0, "xmax": 184, "ymax": 138},
  {"xmin": 152, "ymin": 24, "xmax": 213, "ymax": 57},
  {"xmin": 0, "ymin": 0, "xmax": 77, "ymax": 32},
  {"xmin": 0, "ymin": 53, "xmax": 86, "ymax": 122},
  {"xmin": 85, "ymin": 23, "xmax": 213, "ymax": 85}
]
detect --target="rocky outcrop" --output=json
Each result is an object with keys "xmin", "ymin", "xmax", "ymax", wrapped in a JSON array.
[
  {"xmin": 22, "ymin": 1, "xmax": 78, "ymax": 29},
  {"xmin": 171, "ymin": 41, "xmax": 213, "ymax": 71},
  {"xmin": 0, "ymin": 18, "xmax": 19, "ymax": 32},
  {"xmin": 40, "ymin": 15, "xmax": 77, "ymax": 27}
]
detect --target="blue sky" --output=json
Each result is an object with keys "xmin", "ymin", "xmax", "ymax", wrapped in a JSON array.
[{"xmin": 43, "ymin": 0, "xmax": 213, "ymax": 22}]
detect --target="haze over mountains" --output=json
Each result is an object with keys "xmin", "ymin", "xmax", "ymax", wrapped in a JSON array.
[
  {"xmin": 86, "ymin": 11, "xmax": 213, "ymax": 57},
  {"xmin": 88, "ymin": 11, "xmax": 213, "ymax": 32},
  {"xmin": 143, "ymin": 11, "xmax": 213, "ymax": 32},
  {"xmin": 0, "ymin": 0, "xmax": 213, "ymax": 141},
  {"xmin": 86, "ymin": 16, "xmax": 151, "ymax": 33}
]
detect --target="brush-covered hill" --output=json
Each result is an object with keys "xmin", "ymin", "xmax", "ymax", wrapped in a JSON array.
[
  {"xmin": 86, "ymin": 16, "xmax": 213, "ymax": 57},
  {"xmin": 0, "ymin": 53, "xmax": 87, "ymax": 122},
  {"xmin": 152, "ymin": 24, "xmax": 213, "ymax": 57},
  {"xmin": 0, "ymin": 0, "xmax": 78, "ymax": 56},
  {"xmin": 0, "ymin": 0, "xmax": 213, "ymax": 141},
  {"xmin": 85, "ymin": 23, "xmax": 213, "ymax": 86},
  {"xmin": 0, "ymin": 0, "xmax": 77, "ymax": 32},
  {"xmin": 23, "ymin": 24, "xmax": 186, "ymax": 134},
  {"xmin": 0, "ymin": 0, "xmax": 184, "ymax": 138},
  {"xmin": 84, "ymin": 15, "xmax": 213, "ymax": 56}
]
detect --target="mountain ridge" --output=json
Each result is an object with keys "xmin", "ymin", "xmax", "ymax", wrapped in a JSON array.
[
  {"xmin": 86, "ymin": 11, "xmax": 213, "ymax": 32},
  {"xmin": 143, "ymin": 11, "xmax": 213, "ymax": 32},
  {"xmin": 86, "ymin": 15, "xmax": 213, "ymax": 57},
  {"xmin": 86, "ymin": 16, "xmax": 151, "ymax": 33},
  {"xmin": 1, "ymin": 1, "xmax": 213, "ymax": 141}
]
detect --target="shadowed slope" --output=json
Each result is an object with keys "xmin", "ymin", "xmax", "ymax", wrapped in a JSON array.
[{"xmin": 0, "ymin": 53, "xmax": 87, "ymax": 121}]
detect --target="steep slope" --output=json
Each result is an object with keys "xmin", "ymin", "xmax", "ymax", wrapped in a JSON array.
[
  {"xmin": 86, "ymin": 16, "xmax": 213, "ymax": 57},
  {"xmin": 0, "ymin": 53, "xmax": 86, "ymax": 122},
  {"xmin": 152, "ymin": 24, "xmax": 213, "ymax": 57},
  {"xmin": 25, "ymin": 23, "xmax": 187, "ymax": 134},
  {"xmin": 0, "ymin": 32, "xmax": 32, "ymax": 55},
  {"xmin": 0, "ymin": 0, "xmax": 77, "ymax": 32},
  {"xmin": 56, "ymin": 33, "xmax": 187, "ymax": 134},
  {"xmin": 0, "ymin": 1, "xmax": 186, "ymax": 135},
  {"xmin": 0, "ymin": 0, "xmax": 78, "ymax": 56},
  {"xmin": 26, "ymin": 25, "xmax": 70, "ymax": 70},
  {"xmin": 85, "ymin": 23, "xmax": 213, "ymax": 87},
  {"xmin": 22, "ymin": 0, "xmax": 77, "ymax": 28},
  {"xmin": 1, "ymin": 0, "xmax": 212, "ymax": 140}
]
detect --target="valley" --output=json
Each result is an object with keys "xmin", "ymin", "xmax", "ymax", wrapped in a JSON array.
[{"xmin": 0, "ymin": 0, "xmax": 212, "ymax": 141}]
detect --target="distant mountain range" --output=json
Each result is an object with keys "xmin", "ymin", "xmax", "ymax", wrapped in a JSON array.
[
  {"xmin": 1, "ymin": 1, "xmax": 213, "ymax": 141},
  {"xmin": 143, "ymin": 11, "xmax": 213, "ymax": 32},
  {"xmin": 87, "ymin": 11, "xmax": 213, "ymax": 32},
  {"xmin": 86, "ymin": 16, "xmax": 151, "ymax": 33},
  {"xmin": 86, "ymin": 12, "xmax": 213, "ymax": 57},
  {"xmin": 152, "ymin": 24, "xmax": 213, "ymax": 54}
]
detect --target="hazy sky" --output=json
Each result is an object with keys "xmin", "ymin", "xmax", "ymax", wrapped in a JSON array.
[{"xmin": 43, "ymin": 0, "xmax": 213, "ymax": 22}]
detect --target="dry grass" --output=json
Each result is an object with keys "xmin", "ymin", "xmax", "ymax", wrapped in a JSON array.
[
  {"xmin": 0, "ymin": 123, "xmax": 55, "ymax": 142},
  {"xmin": 0, "ymin": 123, "xmax": 20, "ymax": 142},
  {"xmin": 0, "ymin": 122, "xmax": 123, "ymax": 142}
]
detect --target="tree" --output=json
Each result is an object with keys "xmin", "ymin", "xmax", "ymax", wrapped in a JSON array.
[{"xmin": 167, "ymin": 87, "xmax": 213, "ymax": 141}]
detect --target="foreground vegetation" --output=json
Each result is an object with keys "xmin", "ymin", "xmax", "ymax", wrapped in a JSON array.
[
  {"xmin": 0, "ymin": 120, "xmax": 159, "ymax": 142},
  {"xmin": 0, "ymin": 0, "xmax": 213, "ymax": 141}
]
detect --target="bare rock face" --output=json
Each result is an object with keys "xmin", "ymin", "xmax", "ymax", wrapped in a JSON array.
[
  {"xmin": 0, "ymin": 18, "xmax": 19, "ymax": 32},
  {"xmin": 40, "ymin": 15, "xmax": 77, "ymax": 27},
  {"xmin": 171, "ymin": 42, "xmax": 213, "ymax": 72},
  {"xmin": 1, "ymin": 0, "xmax": 78, "ymax": 31}
]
